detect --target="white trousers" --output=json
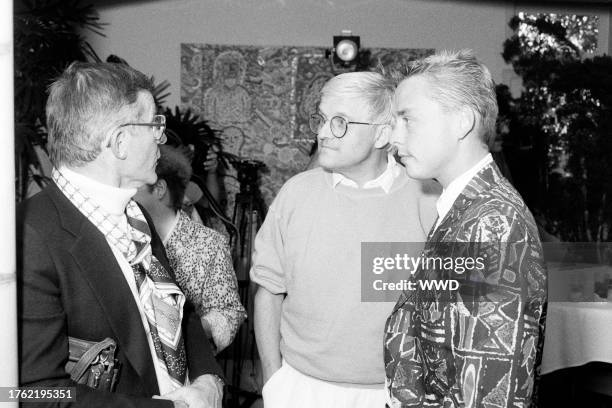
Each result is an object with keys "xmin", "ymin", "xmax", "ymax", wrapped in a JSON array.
[{"xmin": 262, "ymin": 362, "xmax": 386, "ymax": 408}]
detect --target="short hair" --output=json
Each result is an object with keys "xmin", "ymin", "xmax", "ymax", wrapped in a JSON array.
[
  {"xmin": 320, "ymin": 71, "xmax": 395, "ymax": 123},
  {"xmin": 154, "ymin": 145, "xmax": 193, "ymax": 211},
  {"xmin": 46, "ymin": 62, "xmax": 154, "ymax": 167},
  {"xmin": 393, "ymin": 50, "xmax": 498, "ymax": 144}
]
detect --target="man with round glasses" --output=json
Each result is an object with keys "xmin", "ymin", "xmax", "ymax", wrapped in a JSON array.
[
  {"xmin": 251, "ymin": 71, "xmax": 439, "ymax": 407},
  {"xmin": 18, "ymin": 62, "xmax": 224, "ymax": 407}
]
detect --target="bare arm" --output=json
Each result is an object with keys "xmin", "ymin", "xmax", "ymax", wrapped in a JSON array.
[
  {"xmin": 250, "ymin": 202, "xmax": 287, "ymax": 384},
  {"xmin": 254, "ymin": 285, "xmax": 284, "ymax": 383},
  {"xmin": 203, "ymin": 149, "xmax": 222, "ymax": 204}
]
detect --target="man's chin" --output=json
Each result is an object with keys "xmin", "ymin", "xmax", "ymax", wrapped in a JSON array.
[
  {"xmin": 398, "ymin": 155, "xmax": 413, "ymax": 167},
  {"xmin": 402, "ymin": 162, "xmax": 430, "ymax": 180},
  {"xmin": 317, "ymin": 155, "xmax": 337, "ymax": 172},
  {"xmin": 319, "ymin": 163, "xmax": 335, "ymax": 172},
  {"xmin": 136, "ymin": 174, "xmax": 157, "ymax": 188}
]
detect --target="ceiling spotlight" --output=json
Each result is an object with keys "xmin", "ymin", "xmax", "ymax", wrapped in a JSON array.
[{"xmin": 333, "ymin": 30, "xmax": 360, "ymax": 67}]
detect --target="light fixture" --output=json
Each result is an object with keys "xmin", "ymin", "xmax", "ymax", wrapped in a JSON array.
[{"xmin": 333, "ymin": 30, "xmax": 360, "ymax": 67}]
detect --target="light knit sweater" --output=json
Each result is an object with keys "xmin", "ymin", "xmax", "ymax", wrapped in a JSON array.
[{"xmin": 251, "ymin": 167, "xmax": 439, "ymax": 385}]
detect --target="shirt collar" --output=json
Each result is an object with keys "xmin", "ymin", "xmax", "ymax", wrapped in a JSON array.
[
  {"xmin": 332, "ymin": 154, "xmax": 400, "ymax": 194},
  {"xmin": 59, "ymin": 166, "xmax": 137, "ymax": 216},
  {"xmin": 435, "ymin": 153, "xmax": 493, "ymax": 228}
]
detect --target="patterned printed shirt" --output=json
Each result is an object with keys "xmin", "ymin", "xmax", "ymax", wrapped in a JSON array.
[{"xmin": 165, "ymin": 210, "xmax": 246, "ymax": 352}]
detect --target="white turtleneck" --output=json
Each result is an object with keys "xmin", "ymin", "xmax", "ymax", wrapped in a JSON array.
[{"xmin": 59, "ymin": 166, "xmax": 136, "ymax": 215}]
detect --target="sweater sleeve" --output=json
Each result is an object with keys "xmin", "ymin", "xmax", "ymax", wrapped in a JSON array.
[{"xmin": 250, "ymin": 205, "xmax": 288, "ymax": 294}]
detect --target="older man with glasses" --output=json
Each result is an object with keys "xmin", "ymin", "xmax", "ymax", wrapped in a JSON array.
[
  {"xmin": 18, "ymin": 62, "xmax": 224, "ymax": 407},
  {"xmin": 251, "ymin": 71, "xmax": 439, "ymax": 408}
]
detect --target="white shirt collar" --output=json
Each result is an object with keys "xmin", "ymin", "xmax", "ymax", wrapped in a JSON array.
[
  {"xmin": 434, "ymin": 153, "xmax": 493, "ymax": 230},
  {"xmin": 332, "ymin": 154, "xmax": 400, "ymax": 194},
  {"xmin": 59, "ymin": 166, "xmax": 137, "ymax": 216}
]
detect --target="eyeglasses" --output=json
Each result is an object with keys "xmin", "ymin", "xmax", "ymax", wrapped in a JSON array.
[
  {"xmin": 118, "ymin": 114, "xmax": 167, "ymax": 144},
  {"xmin": 309, "ymin": 112, "xmax": 385, "ymax": 139}
]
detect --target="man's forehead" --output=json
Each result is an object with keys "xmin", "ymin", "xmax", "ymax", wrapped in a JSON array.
[
  {"xmin": 319, "ymin": 94, "xmax": 368, "ymax": 116},
  {"xmin": 393, "ymin": 76, "xmax": 433, "ymax": 113}
]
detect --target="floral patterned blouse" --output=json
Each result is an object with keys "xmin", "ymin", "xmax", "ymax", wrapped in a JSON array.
[{"xmin": 165, "ymin": 210, "xmax": 246, "ymax": 352}]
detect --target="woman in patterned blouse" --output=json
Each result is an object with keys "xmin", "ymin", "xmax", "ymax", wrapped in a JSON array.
[{"xmin": 135, "ymin": 144, "xmax": 246, "ymax": 353}]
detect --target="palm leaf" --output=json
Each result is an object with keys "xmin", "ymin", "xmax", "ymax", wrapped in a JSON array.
[
  {"xmin": 14, "ymin": 0, "xmax": 105, "ymax": 201},
  {"xmin": 162, "ymin": 107, "xmax": 238, "ymax": 174}
]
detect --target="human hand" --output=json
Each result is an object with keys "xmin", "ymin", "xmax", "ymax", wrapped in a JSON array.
[
  {"xmin": 203, "ymin": 149, "xmax": 219, "ymax": 173},
  {"xmin": 154, "ymin": 375, "xmax": 223, "ymax": 408}
]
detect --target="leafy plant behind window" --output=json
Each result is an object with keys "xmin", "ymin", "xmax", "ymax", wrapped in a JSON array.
[{"xmin": 502, "ymin": 13, "xmax": 612, "ymax": 242}]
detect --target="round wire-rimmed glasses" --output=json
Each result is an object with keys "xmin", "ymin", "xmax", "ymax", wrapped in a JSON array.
[
  {"xmin": 308, "ymin": 112, "xmax": 385, "ymax": 138},
  {"xmin": 118, "ymin": 114, "xmax": 167, "ymax": 144}
]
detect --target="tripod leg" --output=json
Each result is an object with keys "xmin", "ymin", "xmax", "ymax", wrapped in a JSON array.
[{"xmin": 224, "ymin": 194, "xmax": 266, "ymax": 407}]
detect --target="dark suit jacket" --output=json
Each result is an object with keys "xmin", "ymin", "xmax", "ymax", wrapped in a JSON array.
[
  {"xmin": 384, "ymin": 162, "xmax": 547, "ymax": 408},
  {"xmin": 17, "ymin": 182, "xmax": 223, "ymax": 407}
]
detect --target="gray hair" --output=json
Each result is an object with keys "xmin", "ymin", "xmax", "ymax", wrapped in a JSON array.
[
  {"xmin": 393, "ymin": 49, "xmax": 498, "ymax": 144},
  {"xmin": 46, "ymin": 62, "xmax": 154, "ymax": 167},
  {"xmin": 320, "ymin": 71, "xmax": 395, "ymax": 123}
]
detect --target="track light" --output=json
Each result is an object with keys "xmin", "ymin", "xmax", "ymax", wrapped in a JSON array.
[{"xmin": 332, "ymin": 30, "xmax": 360, "ymax": 67}]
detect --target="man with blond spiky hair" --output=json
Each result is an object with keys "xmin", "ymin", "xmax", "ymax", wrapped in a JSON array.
[{"xmin": 384, "ymin": 50, "xmax": 547, "ymax": 408}]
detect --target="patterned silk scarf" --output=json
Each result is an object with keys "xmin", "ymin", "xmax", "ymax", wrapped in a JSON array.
[{"xmin": 53, "ymin": 169, "xmax": 187, "ymax": 389}]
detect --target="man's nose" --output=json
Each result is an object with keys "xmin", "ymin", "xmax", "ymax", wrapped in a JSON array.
[
  {"xmin": 389, "ymin": 125, "xmax": 401, "ymax": 146},
  {"xmin": 317, "ymin": 122, "xmax": 333, "ymax": 141}
]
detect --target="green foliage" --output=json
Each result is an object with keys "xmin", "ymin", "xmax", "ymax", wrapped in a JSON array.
[
  {"xmin": 15, "ymin": 0, "xmax": 104, "ymax": 126},
  {"xmin": 502, "ymin": 13, "xmax": 612, "ymax": 241}
]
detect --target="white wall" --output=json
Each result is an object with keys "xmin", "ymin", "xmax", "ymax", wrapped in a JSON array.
[
  {"xmin": 87, "ymin": 0, "xmax": 508, "ymax": 108},
  {"xmin": 87, "ymin": 0, "xmax": 611, "ymax": 108}
]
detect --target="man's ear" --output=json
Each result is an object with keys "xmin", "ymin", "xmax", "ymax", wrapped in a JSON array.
[
  {"xmin": 108, "ymin": 129, "xmax": 128, "ymax": 160},
  {"xmin": 457, "ymin": 108, "xmax": 476, "ymax": 141},
  {"xmin": 374, "ymin": 124, "xmax": 391, "ymax": 149},
  {"xmin": 153, "ymin": 179, "xmax": 167, "ymax": 200}
]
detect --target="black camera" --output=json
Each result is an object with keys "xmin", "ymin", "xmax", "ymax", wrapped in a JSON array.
[{"xmin": 233, "ymin": 159, "xmax": 266, "ymax": 194}]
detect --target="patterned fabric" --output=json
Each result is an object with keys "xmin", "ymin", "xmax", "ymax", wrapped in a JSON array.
[
  {"xmin": 165, "ymin": 210, "xmax": 246, "ymax": 352},
  {"xmin": 52, "ymin": 169, "xmax": 188, "ymax": 389},
  {"xmin": 384, "ymin": 162, "xmax": 547, "ymax": 408}
]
